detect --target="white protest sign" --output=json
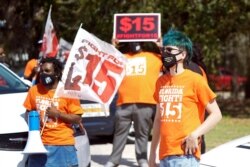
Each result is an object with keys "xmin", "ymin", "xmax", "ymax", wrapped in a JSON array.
[{"xmin": 55, "ymin": 28, "xmax": 127, "ymax": 107}]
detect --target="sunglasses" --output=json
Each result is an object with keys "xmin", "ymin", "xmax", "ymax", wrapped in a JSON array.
[{"xmin": 160, "ymin": 46, "xmax": 184, "ymax": 55}]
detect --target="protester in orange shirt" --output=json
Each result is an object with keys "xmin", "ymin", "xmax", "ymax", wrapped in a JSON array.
[
  {"xmin": 23, "ymin": 58, "xmax": 39, "ymax": 81},
  {"xmin": 149, "ymin": 29, "xmax": 222, "ymax": 167},
  {"xmin": 23, "ymin": 41, "xmax": 42, "ymax": 84},
  {"xmin": 105, "ymin": 41, "xmax": 162, "ymax": 167},
  {"xmin": 23, "ymin": 57, "xmax": 83, "ymax": 167}
]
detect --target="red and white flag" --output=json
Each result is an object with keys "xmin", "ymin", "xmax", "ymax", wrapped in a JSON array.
[{"xmin": 41, "ymin": 6, "xmax": 59, "ymax": 58}]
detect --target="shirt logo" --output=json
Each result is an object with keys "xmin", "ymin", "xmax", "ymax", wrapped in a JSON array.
[
  {"xmin": 125, "ymin": 57, "xmax": 146, "ymax": 76},
  {"xmin": 35, "ymin": 96, "xmax": 60, "ymax": 128},
  {"xmin": 159, "ymin": 85, "xmax": 183, "ymax": 122}
]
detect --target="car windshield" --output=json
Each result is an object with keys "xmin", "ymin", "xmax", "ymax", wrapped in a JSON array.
[{"xmin": 0, "ymin": 64, "xmax": 29, "ymax": 94}]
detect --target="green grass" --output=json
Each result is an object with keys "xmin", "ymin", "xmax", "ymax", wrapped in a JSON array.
[{"xmin": 205, "ymin": 116, "xmax": 250, "ymax": 151}]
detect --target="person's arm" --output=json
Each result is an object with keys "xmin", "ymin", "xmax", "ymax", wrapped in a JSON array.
[
  {"xmin": 24, "ymin": 110, "xmax": 30, "ymax": 123},
  {"xmin": 46, "ymin": 103, "xmax": 82, "ymax": 124},
  {"xmin": 182, "ymin": 99, "xmax": 222, "ymax": 154},
  {"xmin": 155, "ymin": 36, "xmax": 163, "ymax": 47},
  {"xmin": 149, "ymin": 104, "xmax": 161, "ymax": 167}
]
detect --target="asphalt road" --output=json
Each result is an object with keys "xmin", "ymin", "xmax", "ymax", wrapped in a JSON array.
[{"xmin": 89, "ymin": 137, "xmax": 159, "ymax": 167}]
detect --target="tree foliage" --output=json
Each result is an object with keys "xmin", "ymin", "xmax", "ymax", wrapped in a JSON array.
[{"xmin": 0, "ymin": 0, "xmax": 249, "ymax": 74}]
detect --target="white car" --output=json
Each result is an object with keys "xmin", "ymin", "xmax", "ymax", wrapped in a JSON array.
[
  {"xmin": 0, "ymin": 63, "xmax": 90, "ymax": 167},
  {"xmin": 200, "ymin": 135, "xmax": 250, "ymax": 167}
]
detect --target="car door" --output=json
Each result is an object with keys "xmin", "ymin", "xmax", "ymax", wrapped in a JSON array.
[{"xmin": 0, "ymin": 64, "xmax": 30, "ymax": 167}]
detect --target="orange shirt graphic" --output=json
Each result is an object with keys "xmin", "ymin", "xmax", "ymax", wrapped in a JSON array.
[
  {"xmin": 23, "ymin": 83, "xmax": 83, "ymax": 145},
  {"xmin": 153, "ymin": 69, "xmax": 216, "ymax": 160},
  {"xmin": 117, "ymin": 51, "xmax": 162, "ymax": 105}
]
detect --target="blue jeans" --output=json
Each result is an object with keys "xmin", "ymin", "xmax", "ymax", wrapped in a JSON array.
[
  {"xmin": 28, "ymin": 145, "xmax": 78, "ymax": 167},
  {"xmin": 160, "ymin": 155, "xmax": 199, "ymax": 167}
]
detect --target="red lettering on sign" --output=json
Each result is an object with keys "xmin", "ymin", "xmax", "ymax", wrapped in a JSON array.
[
  {"xmin": 92, "ymin": 60, "xmax": 123, "ymax": 102},
  {"xmin": 115, "ymin": 13, "xmax": 160, "ymax": 41},
  {"xmin": 83, "ymin": 54, "xmax": 101, "ymax": 86},
  {"xmin": 79, "ymin": 53, "xmax": 124, "ymax": 103},
  {"xmin": 119, "ymin": 16, "xmax": 156, "ymax": 33}
]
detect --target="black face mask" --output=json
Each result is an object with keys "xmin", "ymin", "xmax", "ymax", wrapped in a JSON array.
[
  {"xmin": 162, "ymin": 52, "xmax": 178, "ymax": 69},
  {"xmin": 161, "ymin": 49, "xmax": 183, "ymax": 72},
  {"xmin": 40, "ymin": 73, "xmax": 57, "ymax": 86}
]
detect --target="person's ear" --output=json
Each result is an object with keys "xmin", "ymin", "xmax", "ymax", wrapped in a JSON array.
[{"xmin": 181, "ymin": 50, "xmax": 187, "ymax": 59}]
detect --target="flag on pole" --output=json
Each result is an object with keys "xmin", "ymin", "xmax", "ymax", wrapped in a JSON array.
[
  {"xmin": 58, "ymin": 38, "xmax": 72, "ymax": 63},
  {"xmin": 41, "ymin": 5, "xmax": 59, "ymax": 58},
  {"xmin": 54, "ymin": 27, "xmax": 127, "ymax": 109}
]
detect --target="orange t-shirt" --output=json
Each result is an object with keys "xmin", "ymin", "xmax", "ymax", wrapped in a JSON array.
[
  {"xmin": 24, "ymin": 59, "xmax": 38, "ymax": 78},
  {"xmin": 23, "ymin": 83, "xmax": 83, "ymax": 145},
  {"xmin": 117, "ymin": 51, "xmax": 162, "ymax": 105},
  {"xmin": 153, "ymin": 69, "xmax": 216, "ymax": 160}
]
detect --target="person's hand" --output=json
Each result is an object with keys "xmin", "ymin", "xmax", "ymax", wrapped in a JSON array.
[
  {"xmin": 33, "ymin": 66, "xmax": 39, "ymax": 73},
  {"xmin": 46, "ymin": 102, "xmax": 61, "ymax": 119},
  {"xmin": 79, "ymin": 122, "xmax": 85, "ymax": 135},
  {"xmin": 30, "ymin": 66, "xmax": 39, "ymax": 79},
  {"xmin": 111, "ymin": 38, "xmax": 119, "ymax": 47},
  {"xmin": 181, "ymin": 133, "xmax": 199, "ymax": 155},
  {"xmin": 155, "ymin": 37, "xmax": 163, "ymax": 47},
  {"xmin": 149, "ymin": 153, "xmax": 158, "ymax": 167}
]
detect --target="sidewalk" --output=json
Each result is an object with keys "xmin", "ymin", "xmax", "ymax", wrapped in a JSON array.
[{"xmin": 90, "ymin": 142, "xmax": 159, "ymax": 167}]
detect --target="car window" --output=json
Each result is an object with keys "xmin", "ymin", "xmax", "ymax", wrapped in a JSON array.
[
  {"xmin": 0, "ymin": 65, "xmax": 29, "ymax": 94},
  {"xmin": 0, "ymin": 75, "xmax": 7, "ymax": 86}
]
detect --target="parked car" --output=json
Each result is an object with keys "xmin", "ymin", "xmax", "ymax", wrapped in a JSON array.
[
  {"xmin": 81, "ymin": 98, "xmax": 117, "ymax": 138},
  {"xmin": 81, "ymin": 97, "xmax": 155, "ymax": 144},
  {"xmin": 0, "ymin": 63, "xmax": 90, "ymax": 167},
  {"xmin": 209, "ymin": 67, "xmax": 247, "ymax": 91},
  {"xmin": 200, "ymin": 135, "xmax": 250, "ymax": 167},
  {"xmin": 81, "ymin": 96, "xmax": 139, "ymax": 144},
  {"xmin": 81, "ymin": 97, "xmax": 139, "ymax": 144}
]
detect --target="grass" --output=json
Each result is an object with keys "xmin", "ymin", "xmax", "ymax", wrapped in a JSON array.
[{"xmin": 204, "ymin": 116, "xmax": 250, "ymax": 151}]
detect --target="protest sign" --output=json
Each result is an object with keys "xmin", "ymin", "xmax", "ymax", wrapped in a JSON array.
[
  {"xmin": 114, "ymin": 13, "xmax": 161, "ymax": 42},
  {"xmin": 55, "ymin": 28, "xmax": 127, "ymax": 111}
]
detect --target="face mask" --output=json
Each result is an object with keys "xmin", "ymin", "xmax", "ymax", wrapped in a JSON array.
[
  {"xmin": 162, "ymin": 52, "xmax": 178, "ymax": 69},
  {"xmin": 162, "ymin": 49, "xmax": 184, "ymax": 69},
  {"xmin": 40, "ymin": 73, "xmax": 56, "ymax": 86},
  {"xmin": 129, "ymin": 42, "xmax": 142, "ymax": 53}
]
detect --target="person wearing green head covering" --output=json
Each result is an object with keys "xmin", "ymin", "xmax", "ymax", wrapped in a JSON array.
[{"xmin": 149, "ymin": 28, "xmax": 222, "ymax": 167}]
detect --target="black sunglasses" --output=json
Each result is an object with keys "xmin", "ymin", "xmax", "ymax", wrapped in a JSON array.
[{"xmin": 159, "ymin": 47, "xmax": 183, "ymax": 55}]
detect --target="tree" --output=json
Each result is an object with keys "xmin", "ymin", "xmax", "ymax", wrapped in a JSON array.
[{"xmin": 0, "ymin": 0, "xmax": 250, "ymax": 98}]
